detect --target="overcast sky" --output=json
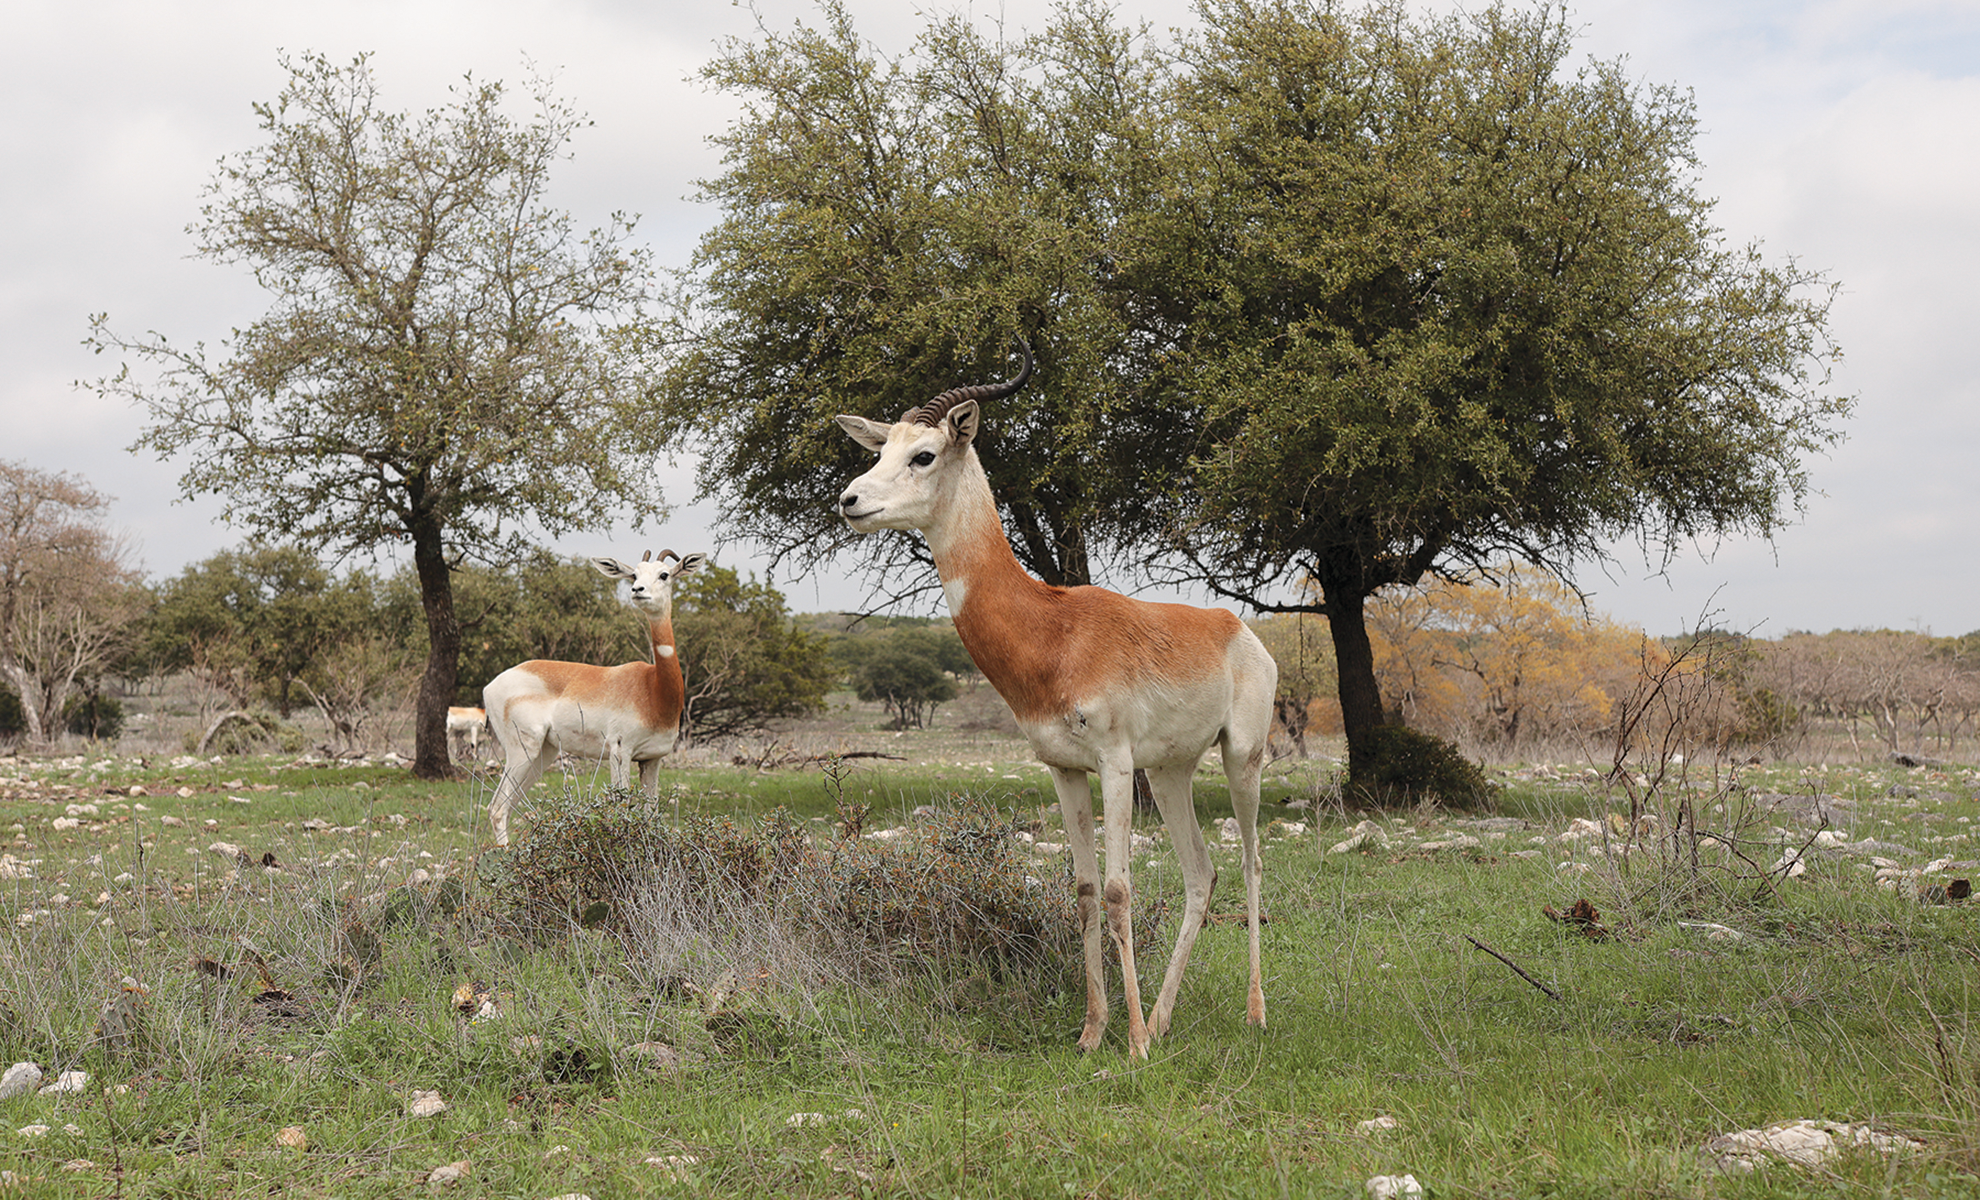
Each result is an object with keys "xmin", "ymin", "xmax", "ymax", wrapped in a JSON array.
[{"xmin": 4, "ymin": 0, "xmax": 1976, "ymax": 636}]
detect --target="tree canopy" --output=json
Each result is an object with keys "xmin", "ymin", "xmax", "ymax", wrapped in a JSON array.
[
  {"xmin": 0, "ymin": 462, "xmax": 144, "ymax": 744},
  {"xmin": 669, "ymin": 0, "xmax": 1850, "ymax": 783},
  {"xmin": 88, "ymin": 52, "xmax": 670, "ymax": 778},
  {"xmin": 666, "ymin": 0, "xmax": 1193, "ymax": 594},
  {"xmin": 1170, "ymin": 0, "xmax": 1850, "ymax": 768}
]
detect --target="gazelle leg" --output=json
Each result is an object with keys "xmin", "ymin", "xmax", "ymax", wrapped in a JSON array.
[
  {"xmin": 1097, "ymin": 757, "xmax": 1149, "ymax": 1059},
  {"xmin": 1051, "ymin": 767, "xmax": 1108, "ymax": 1052},
  {"xmin": 1145, "ymin": 762, "xmax": 1213, "ymax": 1041}
]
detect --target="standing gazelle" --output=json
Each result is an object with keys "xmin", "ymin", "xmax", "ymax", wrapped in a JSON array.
[
  {"xmin": 481, "ymin": 550, "xmax": 706, "ymax": 846},
  {"xmin": 836, "ymin": 349, "xmax": 1276, "ymax": 1059}
]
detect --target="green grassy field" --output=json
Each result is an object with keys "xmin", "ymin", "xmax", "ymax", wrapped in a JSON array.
[{"xmin": 1, "ymin": 740, "xmax": 1976, "ymax": 1198}]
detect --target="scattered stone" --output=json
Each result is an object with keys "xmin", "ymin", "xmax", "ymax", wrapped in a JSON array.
[
  {"xmin": 407, "ymin": 1090, "xmax": 448, "ymax": 1118},
  {"xmin": 0, "ymin": 1063, "xmax": 43, "ymax": 1100},
  {"xmin": 208, "ymin": 842, "xmax": 244, "ymax": 861},
  {"xmin": 645, "ymin": 1154, "xmax": 701, "ymax": 1182},
  {"xmin": 543, "ymin": 1145, "xmax": 571, "ymax": 1158},
  {"xmin": 175, "ymin": 787, "xmax": 194, "ymax": 798},
  {"xmin": 1356, "ymin": 1115, "xmax": 1401, "ymax": 1134},
  {"xmin": 51, "ymin": 818, "xmax": 80, "ymax": 832},
  {"xmin": 276, "ymin": 1126, "xmax": 308, "ymax": 1150},
  {"xmin": 1677, "ymin": 921, "xmax": 1745, "ymax": 942},
  {"xmin": 786, "ymin": 1112, "xmax": 831, "ymax": 1127},
  {"xmin": 1418, "ymin": 833, "xmax": 1481, "ymax": 853},
  {"xmin": 37, "ymin": 1070, "xmax": 88, "ymax": 1095},
  {"xmin": 1366, "ymin": 1174, "xmax": 1424, "ymax": 1199},
  {"xmin": 1329, "ymin": 820, "xmax": 1390, "ymax": 855},
  {"xmin": 626, "ymin": 1041, "xmax": 699, "ymax": 1071},
  {"xmin": 425, "ymin": 1160, "xmax": 471, "ymax": 1187},
  {"xmin": 1706, "ymin": 1120, "xmax": 1920, "ymax": 1173},
  {"xmin": 300, "ymin": 818, "xmax": 332, "ymax": 832},
  {"xmin": 16, "ymin": 1126, "xmax": 50, "ymax": 1138},
  {"xmin": 63, "ymin": 804, "xmax": 99, "ymax": 818},
  {"xmin": 159, "ymin": 816, "xmax": 185, "ymax": 829}
]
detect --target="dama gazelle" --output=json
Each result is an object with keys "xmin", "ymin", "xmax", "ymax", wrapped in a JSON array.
[
  {"xmin": 481, "ymin": 551, "xmax": 706, "ymax": 846},
  {"xmin": 836, "ymin": 349, "xmax": 1277, "ymax": 1058},
  {"xmin": 446, "ymin": 706, "xmax": 489, "ymax": 760}
]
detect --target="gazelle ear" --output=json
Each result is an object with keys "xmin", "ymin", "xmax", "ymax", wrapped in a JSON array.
[
  {"xmin": 836, "ymin": 414, "xmax": 893, "ymax": 453},
  {"xmin": 675, "ymin": 553, "xmax": 708, "ymax": 575},
  {"xmin": 946, "ymin": 400, "xmax": 980, "ymax": 446},
  {"xmin": 591, "ymin": 557, "xmax": 636, "ymax": 579}
]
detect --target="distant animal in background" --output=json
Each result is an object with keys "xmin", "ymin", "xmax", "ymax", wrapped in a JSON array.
[
  {"xmin": 446, "ymin": 706, "xmax": 489, "ymax": 761},
  {"xmin": 480, "ymin": 550, "xmax": 706, "ymax": 846}
]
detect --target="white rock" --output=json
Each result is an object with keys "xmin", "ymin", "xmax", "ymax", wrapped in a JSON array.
[
  {"xmin": 1708, "ymin": 1119, "xmax": 1919, "ymax": 1172},
  {"xmin": 426, "ymin": 1160, "xmax": 471, "ymax": 1186},
  {"xmin": 1329, "ymin": 820, "xmax": 1390, "ymax": 855},
  {"xmin": 51, "ymin": 818, "xmax": 80, "ymax": 831},
  {"xmin": 16, "ymin": 1124, "xmax": 50, "ymax": 1138},
  {"xmin": 276, "ymin": 1126, "xmax": 308, "ymax": 1150},
  {"xmin": 160, "ymin": 816, "xmax": 185, "ymax": 828},
  {"xmin": 1677, "ymin": 921, "xmax": 1746, "ymax": 942},
  {"xmin": 1366, "ymin": 1174, "xmax": 1424, "ymax": 1198},
  {"xmin": 38, "ymin": 1070, "xmax": 88, "ymax": 1095},
  {"xmin": 0, "ymin": 1063, "xmax": 43, "ymax": 1099},
  {"xmin": 785, "ymin": 1111, "xmax": 830, "ymax": 1127},
  {"xmin": 1356, "ymin": 1115, "xmax": 1401, "ymax": 1134},
  {"xmin": 1419, "ymin": 834, "xmax": 1481, "ymax": 852},
  {"xmin": 645, "ymin": 1154, "xmax": 701, "ymax": 1182},
  {"xmin": 64, "ymin": 804, "xmax": 99, "ymax": 818},
  {"xmin": 407, "ymin": 1090, "xmax": 448, "ymax": 1117},
  {"xmin": 207, "ymin": 842, "xmax": 243, "ymax": 860}
]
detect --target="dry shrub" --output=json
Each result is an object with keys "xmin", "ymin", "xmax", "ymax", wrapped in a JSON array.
[{"xmin": 497, "ymin": 785, "xmax": 1083, "ymax": 1008}]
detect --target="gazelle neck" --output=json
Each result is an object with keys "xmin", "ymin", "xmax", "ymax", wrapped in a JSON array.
[{"xmin": 923, "ymin": 451, "xmax": 1038, "ymax": 616}]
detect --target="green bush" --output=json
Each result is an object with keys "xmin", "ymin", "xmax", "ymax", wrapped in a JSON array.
[
  {"xmin": 62, "ymin": 690, "xmax": 124, "ymax": 740},
  {"xmin": 1348, "ymin": 724, "xmax": 1492, "ymax": 809},
  {"xmin": 0, "ymin": 684, "xmax": 21, "ymax": 737}
]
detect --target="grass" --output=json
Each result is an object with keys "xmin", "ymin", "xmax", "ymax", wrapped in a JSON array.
[{"xmin": 1, "ymin": 736, "xmax": 1977, "ymax": 1197}]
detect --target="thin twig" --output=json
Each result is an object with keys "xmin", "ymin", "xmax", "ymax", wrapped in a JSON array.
[{"xmin": 1465, "ymin": 935, "xmax": 1562, "ymax": 1001}]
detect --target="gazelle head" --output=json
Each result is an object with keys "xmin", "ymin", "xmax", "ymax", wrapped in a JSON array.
[
  {"xmin": 836, "ymin": 344, "xmax": 1033, "ymax": 535},
  {"xmin": 592, "ymin": 549, "xmax": 707, "ymax": 616}
]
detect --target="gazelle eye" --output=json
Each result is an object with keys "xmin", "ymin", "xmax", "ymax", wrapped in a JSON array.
[{"xmin": 911, "ymin": 450, "xmax": 936, "ymax": 467}]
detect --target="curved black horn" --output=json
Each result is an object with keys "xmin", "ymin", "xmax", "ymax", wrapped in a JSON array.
[
  {"xmin": 658, "ymin": 549, "xmax": 680, "ymax": 563},
  {"xmin": 641, "ymin": 550, "xmax": 653, "ymax": 562},
  {"xmin": 905, "ymin": 340, "xmax": 1034, "ymax": 427}
]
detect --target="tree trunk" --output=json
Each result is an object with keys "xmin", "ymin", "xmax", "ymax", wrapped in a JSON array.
[
  {"xmin": 1319, "ymin": 583, "xmax": 1386, "ymax": 779},
  {"xmin": 409, "ymin": 514, "xmax": 459, "ymax": 780},
  {"xmin": 0, "ymin": 659, "xmax": 45, "ymax": 745}
]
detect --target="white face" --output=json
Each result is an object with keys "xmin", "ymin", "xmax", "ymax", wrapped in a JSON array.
[
  {"xmin": 835, "ymin": 401, "xmax": 977, "ymax": 535},
  {"xmin": 592, "ymin": 552, "xmax": 706, "ymax": 614}
]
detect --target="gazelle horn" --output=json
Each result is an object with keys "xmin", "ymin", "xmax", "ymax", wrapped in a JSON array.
[{"xmin": 904, "ymin": 340, "xmax": 1034, "ymax": 427}]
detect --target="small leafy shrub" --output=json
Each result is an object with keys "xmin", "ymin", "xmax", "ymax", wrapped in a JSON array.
[
  {"xmin": 0, "ymin": 683, "xmax": 22, "ymax": 737},
  {"xmin": 62, "ymin": 690, "xmax": 124, "ymax": 739},
  {"xmin": 180, "ymin": 710, "xmax": 300, "ymax": 755},
  {"xmin": 1348, "ymin": 724, "xmax": 1492, "ymax": 808}
]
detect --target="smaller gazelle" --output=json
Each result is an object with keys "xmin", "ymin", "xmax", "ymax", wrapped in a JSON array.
[
  {"xmin": 837, "ymin": 348, "xmax": 1276, "ymax": 1058},
  {"xmin": 481, "ymin": 550, "xmax": 706, "ymax": 846}
]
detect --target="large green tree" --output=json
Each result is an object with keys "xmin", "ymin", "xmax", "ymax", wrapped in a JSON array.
[
  {"xmin": 668, "ymin": 0, "xmax": 1850, "ymax": 781},
  {"xmin": 667, "ymin": 0, "xmax": 1194, "ymax": 594},
  {"xmin": 88, "ymin": 52, "xmax": 669, "ymax": 778},
  {"xmin": 1168, "ymin": 0, "xmax": 1849, "ymax": 769}
]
